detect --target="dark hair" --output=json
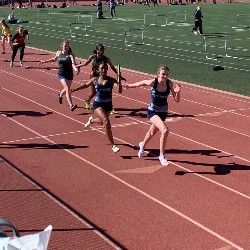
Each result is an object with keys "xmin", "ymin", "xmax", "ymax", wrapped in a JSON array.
[
  {"xmin": 1, "ymin": 19, "xmax": 9, "ymax": 29},
  {"xmin": 96, "ymin": 44, "xmax": 105, "ymax": 50},
  {"xmin": 93, "ymin": 44, "xmax": 105, "ymax": 54}
]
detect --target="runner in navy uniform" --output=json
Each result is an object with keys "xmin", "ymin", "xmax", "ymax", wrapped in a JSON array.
[
  {"xmin": 71, "ymin": 63, "xmax": 122, "ymax": 153},
  {"xmin": 78, "ymin": 44, "xmax": 125, "ymax": 112},
  {"xmin": 124, "ymin": 65, "xmax": 181, "ymax": 166}
]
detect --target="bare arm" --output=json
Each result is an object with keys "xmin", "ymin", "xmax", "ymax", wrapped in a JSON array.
[
  {"xmin": 70, "ymin": 54, "xmax": 80, "ymax": 74},
  {"xmin": 107, "ymin": 58, "xmax": 126, "ymax": 81},
  {"xmin": 39, "ymin": 51, "xmax": 59, "ymax": 64},
  {"xmin": 77, "ymin": 55, "xmax": 94, "ymax": 68},
  {"xmin": 124, "ymin": 79, "xmax": 154, "ymax": 89},
  {"xmin": 169, "ymin": 80, "xmax": 181, "ymax": 103},
  {"xmin": 110, "ymin": 76, "xmax": 122, "ymax": 94},
  {"xmin": 71, "ymin": 78, "xmax": 95, "ymax": 93}
]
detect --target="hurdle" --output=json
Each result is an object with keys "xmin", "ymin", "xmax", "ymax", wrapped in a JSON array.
[
  {"xmin": 172, "ymin": 11, "xmax": 187, "ymax": 24},
  {"xmin": 143, "ymin": 14, "xmax": 157, "ymax": 26},
  {"xmin": 37, "ymin": 9, "xmax": 50, "ymax": 23},
  {"xmin": 124, "ymin": 27, "xmax": 144, "ymax": 47},
  {"xmin": 204, "ymin": 35, "xmax": 230, "ymax": 60},
  {"xmin": 76, "ymin": 14, "xmax": 93, "ymax": 27},
  {"xmin": 69, "ymin": 22, "xmax": 89, "ymax": 37},
  {"xmin": 143, "ymin": 14, "xmax": 168, "ymax": 27},
  {"xmin": 237, "ymin": 14, "xmax": 250, "ymax": 29}
]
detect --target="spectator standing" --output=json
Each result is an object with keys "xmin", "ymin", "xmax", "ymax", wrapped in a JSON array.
[
  {"xmin": 192, "ymin": 6, "xmax": 203, "ymax": 35},
  {"xmin": 109, "ymin": 0, "xmax": 116, "ymax": 18},
  {"xmin": 97, "ymin": 0, "xmax": 104, "ymax": 19}
]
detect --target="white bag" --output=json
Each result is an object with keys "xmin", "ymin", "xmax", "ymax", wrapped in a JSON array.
[{"xmin": 0, "ymin": 225, "xmax": 52, "ymax": 250}]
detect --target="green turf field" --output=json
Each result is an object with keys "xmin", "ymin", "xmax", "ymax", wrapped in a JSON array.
[{"xmin": 1, "ymin": 3, "xmax": 250, "ymax": 96}]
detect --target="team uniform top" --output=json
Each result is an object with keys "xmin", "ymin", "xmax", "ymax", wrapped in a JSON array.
[
  {"xmin": 94, "ymin": 77, "xmax": 113, "ymax": 103},
  {"xmin": 1, "ymin": 25, "xmax": 11, "ymax": 37},
  {"xmin": 11, "ymin": 30, "xmax": 28, "ymax": 45},
  {"xmin": 58, "ymin": 52, "xmax": 73, "ymax": 78},
  {"xmin": 148, "ymin": 78, "xmax": 170, "ymax": 112},
  {"xmin": 92, "ymin": 55, "xmax": 108, "ymax": 76}
]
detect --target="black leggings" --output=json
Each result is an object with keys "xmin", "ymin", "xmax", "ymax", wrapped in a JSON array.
[{"xmin": 11, "ymin": 44, "xmax": 25, "ymax": 62}]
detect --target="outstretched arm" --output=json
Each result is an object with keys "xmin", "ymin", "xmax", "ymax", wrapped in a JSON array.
[
  {"xmin": 107, "ymin": 58, "xmax": 126, "ymax": 81},
  {"xmin": 39, "ymin": 51, "xmax": 59, "ymax": 64},
  {"xmin": 77, "ymin": 55, "xmax": 94, "ymax": 68},
  {"xmin": 124, "ymin": 79, "xmax": 154, "ymax": 89},
  {"xmin": 71, "ymin": 78, "xmax": 95, "ymax": 93}
]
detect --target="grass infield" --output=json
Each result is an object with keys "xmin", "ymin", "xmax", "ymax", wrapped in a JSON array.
[{"xmin": 1, "ymin": 2, "xmax": 250, "ymax": 96}]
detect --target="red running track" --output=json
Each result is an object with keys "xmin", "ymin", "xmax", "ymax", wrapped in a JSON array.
[{"xmin": 0, "ymin": 47, "xmax": 250, "ymax": 250}]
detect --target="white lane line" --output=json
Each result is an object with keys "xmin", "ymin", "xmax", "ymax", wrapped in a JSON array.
[
  {"xmin": 1, "ymin": 130, "xmax": 87, "ymax": 144},
  {"xmin": 1, "ymin": 84, "xmax": 250, "ymax": 192},
  {"xmin": 0, "ymin": 156, "xmax": 122, "ymax": 250},
  {"xmin": 0, "ymin": 115, "xmax": 244, "ymax": 250},
  {"xmin": 25, "ymin": 45, "xmax": 250, "ymax": 103},
  {"xmin": 1, "ymin": 69, "xmax": 249, "ymax": 140}
]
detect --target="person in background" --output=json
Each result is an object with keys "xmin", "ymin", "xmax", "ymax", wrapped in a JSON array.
[
  {"xmin": 39, "ymin": 41, "xmax": 79, "ymax": 111},
  {"xmin": 7, "ymin": 12, "xmax": 18, "ymax": 24},
  {"xmin": 10, "ymin": 25, "xmax": 29, "ymax": 67},
  {"xmin": 109, "ymin": 0, "xmax": 116, "ymax": 18},
  {"xmin": 27, "ymin": 0, "xmax": 33, "ymax": 7},
  {"xmin": 71, "ymin": 63, "xmax": 122, "ymax": 153},
  {"xmin": 192, "ymin": 6, "xmax": 203, "ymax": 35},
  {"xmin": 124, "ymin": 65, "xmax": 181, "ymax": 166},
  {"xmin": 97, "ymin": 0, "xmax": 104, "ymax": 19},
  {"xmin": 0, "ymin": 19, "xmax": 12, "ymax": 54}
]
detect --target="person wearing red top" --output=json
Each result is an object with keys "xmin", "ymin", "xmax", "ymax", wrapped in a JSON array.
[{"xmin": 10, "ymin": 25, "xmax": 29, "ymax": 67}]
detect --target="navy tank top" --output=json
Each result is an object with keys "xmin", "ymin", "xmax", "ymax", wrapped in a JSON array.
[
  {"xmin": 94, "ymin": 77, "xmax": 113, "ymax": 102},
  {"xmin": 148, "ymin": 78, "xmax": 170, "ymax": 112}
]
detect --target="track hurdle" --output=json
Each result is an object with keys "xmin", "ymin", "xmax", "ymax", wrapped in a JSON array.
[
  {"xmin": 76, "ymin": 14, "xmax": 93, "ymax": 27},
  {"xmin": 172, "ymin": 11, "xmax": 187, "ymax": 24},
  {"xmin": 143, "ymin": 14, "xmax": 168, "ymax": 27},
  {"xmin": 237, "ymin": 14, "xmax": 250, "ymax": 29},
  {"xmin": 204, "ymin": 35, "xmax": 229, "ymax": 60},
  {"xmin": 69, "ymin": 22, "xmax": 89, "ymax": 37},
  {"xmin": 124, "ymin": 27, "xmax": 144, "ymax": 47},
  {"xmin": 143, "ymin": 14, "xmax": 157, "ymax": 26}
]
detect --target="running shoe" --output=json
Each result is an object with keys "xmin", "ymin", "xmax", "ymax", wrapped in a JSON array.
[
  {"xmin": 158, "ymin": 155, "xmax": 169, "ymax": 166},
  {"xmin": 85, "ymin": 100, "xmax": 91, "ymax": 110},
  {"xmin": 10, "ymin": 61, "xmax": 13, "ymax": 67},
  {"xmin": 58, "ymin": 95, "xmax": 63, "ymax": 104},
  {"xmin": 110, "ymin": 109, "xmax": 116, "ymax": 115},
  {"xmin": 19, "ymin": 61, "xmax": 23, "ymax": 67},
  {"xmin": 70, "ymin": 104, "xmax": 77, "ymax": 112},
  {"xmin": 112, "ymin": 145, "xmax": 120, "ymax": 153},
  {"xmin": 138, "ymin": 142, "xmax": 144, "ymax": 158},
  {"xmin": 85, "ymin": 116, "xmax": 93, "ymax": 128}
]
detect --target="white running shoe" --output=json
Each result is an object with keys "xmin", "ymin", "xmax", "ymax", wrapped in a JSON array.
[
  {"xmin": 138, "ymin": 142, "xmax": 144, "ymax": 158},
  {"xmin": 159, "ymin": 155, "xmax": 169, "ymax": 166},
  {"xmin": 85, "ymin": 116, "xmax": 93, "ymax": 128}
]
